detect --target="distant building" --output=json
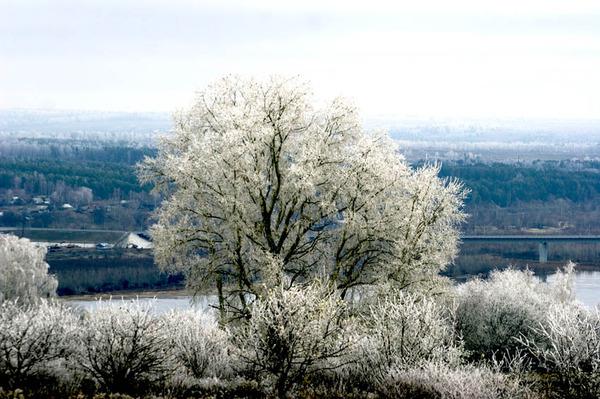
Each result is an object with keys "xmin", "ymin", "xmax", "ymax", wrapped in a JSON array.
[
  {"xmin": 33, "ymin": 205, "xmax": 48, "ymax": 213},
  {"xmin": 10, "ymin": 196, "xmax": 25, "ymax": 205},
  {"xmin": 33, "ymin": 196, "xmax": 51, "ymax": 205},
  {"xmin": 115, "ymin": 232, "xmax": 153, "ymax": 249}
]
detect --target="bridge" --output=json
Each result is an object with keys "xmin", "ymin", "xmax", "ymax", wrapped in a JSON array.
[{"xmin": 461, "ymin": 235, "xmax": 600, "ymax": 263}]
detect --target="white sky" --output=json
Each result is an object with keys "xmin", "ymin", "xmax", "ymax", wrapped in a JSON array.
[{"xmin": 1, "ymin": 0, "xmax": 599, "ymax": 119}]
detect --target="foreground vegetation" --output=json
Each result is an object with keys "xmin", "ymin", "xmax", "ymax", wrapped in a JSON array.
[{"xmin": 2, "ymin": 263, "xmax": 597, "ymax": 398}]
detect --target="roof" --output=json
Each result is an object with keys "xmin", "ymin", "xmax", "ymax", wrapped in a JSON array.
[{"xmin": 114, "ymin": 232, "xmax": 154, "ymax": 249}]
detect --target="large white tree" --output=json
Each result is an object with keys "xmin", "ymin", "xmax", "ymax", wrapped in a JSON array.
[
  {"xmin": 139, "ymin": 76, "xmax": 466, "ymax": 318},
  {"xmin": 0, "ymin": 234, "xmax": 57, "ymax": 306}
]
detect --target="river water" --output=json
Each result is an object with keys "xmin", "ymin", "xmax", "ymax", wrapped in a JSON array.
[
  {"xmin": 66, "ymin": 293, "xmax": 217, "ymax": 314},
  {"xmin": 65, "ymin": 271, "xmax": 600, "ymax": 313},
  {"xmin": 545, "ymin": 270, "xmax": 600, "ymax": 308}
]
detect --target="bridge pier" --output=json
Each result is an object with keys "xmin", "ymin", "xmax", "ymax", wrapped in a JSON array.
[
  {"xmin": 538, "ymin": 241, "xmax": 548, "ymax": 263},
  {"xmin": 461, "ymin": 235, "xmax": 600, "ymax": 264}
]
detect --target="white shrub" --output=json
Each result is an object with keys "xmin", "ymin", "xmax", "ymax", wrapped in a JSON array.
[
  {"xmin": 233, "ymin": 280, "xmax": 352, "ymax": 397},
  {"xmin": 354, "ymin": 289, "xmax": 462, "ymax": 385},
  {"xmin": 527, "ymin": 304, "xmax": 600, "ymax": 372},
  {"xmin": 0, "ymin": 300, "xmax": 76, "ymax": 388},
  {"xmin": 455, "ymin": 266, "xmax": 575, "ymax": 358},
  {"xmin": 164, "ymin": 309, "xmax": 234, "ymax": 379},
  {"xmin": 74, "ymin": 299, "xmax": 171, "ymax": 394},
  {"xmin": 380, "ymin": 361, "xmax": 530, "ymax": 399},
  {"xmin": 0, "ymin": 234, "xmax": 57, "ymax": 306},
  {"xmin": 522, "ymin": 303, "xmax": 600, "ymax": 397}
]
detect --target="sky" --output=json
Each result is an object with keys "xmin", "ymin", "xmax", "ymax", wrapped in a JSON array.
[{"xmin": 1, "ymin": 0, "xmax": 600, "ymax": 120}]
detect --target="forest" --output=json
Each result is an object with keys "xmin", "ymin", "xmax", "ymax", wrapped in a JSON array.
[
  {"xmin": 0, "ymin": 144, "xmax": 157, "ymax": 231},
  {"xmin": 0, "ymin": 144, "xmax": 155, "ymax": 199},
  {"xmin": 2, "ymin": 144, "xmax": 600, "ymax": 235},
  {"xmin": 438, "ymin": 160, "xmax": 600, "ymax": 206},
  {"xmin": 3, "ymin": 145, "xmax": 600, "ymax": 204}
]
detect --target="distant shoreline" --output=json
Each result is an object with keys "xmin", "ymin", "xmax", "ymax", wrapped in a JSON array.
[{"xmin": 60, "ymin": 287, "xmax": 190, "ymax": 301}]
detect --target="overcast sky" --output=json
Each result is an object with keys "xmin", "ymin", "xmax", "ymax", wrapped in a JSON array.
[{"xmin": 1, "ymin": 0, "xmax": 599, "ymax": 120}]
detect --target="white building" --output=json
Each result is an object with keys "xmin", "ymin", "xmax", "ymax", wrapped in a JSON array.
[{"xmin": 115, "ymin": 232, "xmax": 153, "ymax": 249}]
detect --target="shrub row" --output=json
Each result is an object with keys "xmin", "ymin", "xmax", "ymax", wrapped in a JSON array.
[{"xmin": 1, "ymin": 265, "xmax": 598, "ymax": 398}]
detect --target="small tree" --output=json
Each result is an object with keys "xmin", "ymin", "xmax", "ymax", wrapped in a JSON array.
[
  {"xmin": 233, "ymin": 279, "xmax": 352, "ymax": 397},
  {"xmin": 0, "ymin": 300, "xmax": 76, "ymax": 388},
  {"xmin": 0, "ymin": 234, "xmax": 57, "ymax": 306},
  {"xmin": 139, "ymin": 76, "xmax": 466, "ymax": 318},
  {"xmin": 356, "ymin": 289, "xmax": 462, "ymax": 387},
  {"xmin": 164, "ymin": 309, "xmax": 234, "ymax": 379},
  {"xmin": 75, "ymin": 300, "xmax": 171, "ymax": 395},
  {"xmin": 455, "ymin": 265, "xmax": 576, "ymax": 359}
]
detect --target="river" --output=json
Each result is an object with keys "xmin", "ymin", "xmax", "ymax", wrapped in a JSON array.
[
  {"xmin": 65, "ymin": 271, "xmax": 600, "ymax": 313},
  {"xmin": 545, "ymin": 270, "xmax": 600, "ymax": 308},
  {"xmin": 65, "ymin": 291, "xmax": 217, "ymax": 314}
]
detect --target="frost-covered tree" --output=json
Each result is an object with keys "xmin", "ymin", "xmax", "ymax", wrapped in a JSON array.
[
  {"xmin": 522, "ymin": 303, "xmax": 600, "ymax": 397},
  {"xmin": 233, "ymin": 279, "xmax": 352, "ymax": 397},
  {"xmin": 0, "ymin": 234, "xmax": 57, "ymax": 306},
  {"xmin": 355, "ymin": 289, "xmax": 463, "ymax": 386},
  {"xmin": 0, "ymin": 300, "xmax": 76, "ymax": 388},
  {"xmin": 164, "ymin": 309, "xmax": 234, "ymax": 379},
  {"xmin": 455, "ymin": 265, "xmax": 576, "ymax": 359},
  {"xmin": 75, "ymin": 300, "xmax": 171, "ymax": 395},
  {"xmin": 139, "ymin": 76, "xmax": 466, "ymax": 317}
]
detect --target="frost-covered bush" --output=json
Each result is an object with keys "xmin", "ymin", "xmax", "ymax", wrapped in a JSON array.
[
  {"xmin": 379, "ymin": 361, "xmax": 530, "ymax": 399},
  {"xmin": 455, "ymin": 266, "xmax": 575, "ymax": 359},
  {"xmin": 523, "ymin": 303, "xmax": 600, "ymax": 398},
  {"xmin": 164, "ymin": 309, "xmax": 234, "ymax": 379},
  {"xmin": 74, "ymin": 300, "xmax": 171, "ymax": 395},
  {"xmin": 0, "ymin": 234, "xmax": 57, "ymax": 306},
  {"xmin": 233, "ymin": 281, "xmax": 352, "ymax": 397},
  {"xmin": 0, "ymin": 300, "xmax": 76, "ymax": 388},
  {"xmin": 354, "ymin": 289, "xmax": 462, "ymax": 386}
]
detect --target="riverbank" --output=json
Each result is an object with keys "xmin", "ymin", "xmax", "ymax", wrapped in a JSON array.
[
  {"xmin": 47, "ymin": 248, "xmax": 184, "ymax": 295},
  {"xmin": 60, "ymin": 287, "xmax": 191, "ymax": 301}
]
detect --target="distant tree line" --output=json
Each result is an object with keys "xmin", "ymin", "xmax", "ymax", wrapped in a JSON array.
[
  {"xmin": 0, "ymin": 154, "xmax": 153, "ymax": 200},
  {"xmin": 436, "ymin": 160, "xmax": 600, "ymax": 207},
  {"xmin": 3, "ymin": 142, "xmax": 600, "ymax": 210},
  {"xmin": 3, "ymin": 141, "xmax": 600, "ymax": 236},
  {"xmin": 0, "ymin": 139, "xmax": 157, "ymax": 163}
]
